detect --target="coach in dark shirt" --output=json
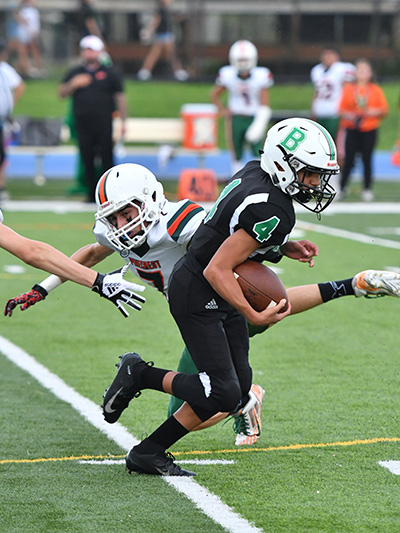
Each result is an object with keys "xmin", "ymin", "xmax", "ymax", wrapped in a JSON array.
[{"xmin": 59, "ymin": 35, "xmax": 126, "ymax": 202}]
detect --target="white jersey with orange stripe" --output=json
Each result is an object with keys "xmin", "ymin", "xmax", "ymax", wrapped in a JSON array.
[{"xmin": 93, "ymin": 199, "xmax": 206, "ymax": 297}]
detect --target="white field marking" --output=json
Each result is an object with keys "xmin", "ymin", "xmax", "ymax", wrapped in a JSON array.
[
  {"xmin": 79, "ymin": 459, "xmax": 235, "ymax": 466},
  {"xmin": 296, "ymin": 220, "xmax": 400, "ymax": 250},
  {"xmin": 166, "ymin": 476, "xmax": 262, "ymax": 533},
  {"xmin": 288, "ymin": 228, "xmax": 305, "ymax": 240},
  {"xmin": 202, "ymin": 202, "xmax": 400, "ymax": 215},
  {"xmin": 2, "ymin": 200, "xmax": 400, "ymax": 215},
  {"xmin": 3, "ymin": 265, "xmax": 26, "ymax": 274},
  {"xmin": 385, "ymin": 266, "xmax": 400, "ymax": 274},
  {"xmin": 1, "ymin": 200, "xmax": 96, "ymax": 213},
  {"xmin": 378, "ymin": 461, "xmax": 400, "ymax": 475},
  {"xmin": 369, "ymin": 227, "xmax": 400, "ymax": 236},
  {"xmin": 297, "ymin": 202, "xmax": 400, "ymax": 215},
  {"xmin": 0, "ymin": 336, "xmax": 263, "ymax": 533}
]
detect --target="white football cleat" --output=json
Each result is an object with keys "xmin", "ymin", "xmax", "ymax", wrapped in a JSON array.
[
  {"xmin": 352, "ymin": 270, "xmax": 400, "ymax": 298},
  {"xmin": 233, "ymin": 384, "xmax": 265, "ymax": 446}
]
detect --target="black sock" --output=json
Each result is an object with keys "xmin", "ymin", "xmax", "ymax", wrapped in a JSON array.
[
  {"xmin": 318, "ymin": 278, "xmax": 354, "ymax": 302},
  {"xmin": 134, "ymin": 416, "xmax": 189, "ymax": 454},
  {"xmin": 140, "ymin": 365, "xmax": 170, "ymax": 392}
]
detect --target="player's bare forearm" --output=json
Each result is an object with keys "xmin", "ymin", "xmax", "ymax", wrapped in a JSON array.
[{"xmin": 69, "ymin": 243, "xmax": 113, "ymax": 269}]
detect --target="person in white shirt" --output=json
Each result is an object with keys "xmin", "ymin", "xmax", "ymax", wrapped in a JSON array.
[
  {"xmin": 310, "ymin": 46, "xmax": 355, "ymax": 145},
  {"xmin": 0, "ymin": 37, "xmax": 25, "ymax": 202},
  {"xmin": 211, "ymin": 40, "xmax": 273, "ymax": 176},
  {"xmin": 15, "ymin": 0, "xmax": 45, "ymax": 77}
]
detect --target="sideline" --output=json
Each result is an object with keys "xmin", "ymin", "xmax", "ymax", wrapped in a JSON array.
[
  {"xmin": 296, "ymin": 220, "xmax": 400, "ymax": 250},
  {"xmin": 2, "ymin": 200, "xmax": 400, "ymax": 215},
  {"xmin": 0, "ymin": 335, "xmax": 262, "ymax": 533}
]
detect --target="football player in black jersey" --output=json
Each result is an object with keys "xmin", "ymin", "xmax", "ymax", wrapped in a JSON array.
[{"xmin": 101, "ymin": 118, "xmax": 342, "ymax": 476}]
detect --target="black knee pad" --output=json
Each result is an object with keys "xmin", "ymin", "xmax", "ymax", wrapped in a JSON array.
[{"xmin": 208, "ymin": 370, "xmax": 242, "ymax": 413}]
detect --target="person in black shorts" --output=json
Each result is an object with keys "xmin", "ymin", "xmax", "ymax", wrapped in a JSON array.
[
  {"xmin": 102, "ymin": 117, "xmax": 339, "ymax": 476},
  {"xmin": 58, "ymin": 35, "xmax": 126, "ymax": 202},
  {"xmin": 137, "ymin": 0, "xmax": 188, "ymax": 81}
]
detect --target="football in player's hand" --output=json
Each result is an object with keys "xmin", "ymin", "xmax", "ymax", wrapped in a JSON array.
[{"xmin": 234, "ymin": 260, "xmax": 288, "ymax": 313}]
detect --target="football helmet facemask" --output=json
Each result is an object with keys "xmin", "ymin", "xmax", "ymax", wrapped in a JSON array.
[
  {"xmin": 260, "ymin": 118, "xmax": 339, "ymax": 214},
  {"xmin": 229, "ymin": 40, "xmax": 258, "ymax": 74},
  {"xmin": 95, "ymin": 163, "xmax": 165, "ymax": 250}
]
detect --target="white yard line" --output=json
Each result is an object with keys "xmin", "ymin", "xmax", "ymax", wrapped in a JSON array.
[
  {"xmin": 2, "ymin": 200, "xmax": 400, "ymax": 215},
  {"xmin": 79, "ymin": 459, "xmax": 235, "ymax": 466},
  {"xmin": 296, "ymin": 220, "xmax": 400, "ymax": 250},
  {"xmin": 378, "ymin": 461, "xmax": 400, "ymax": 475},
  {"xmin": 0, "ymin": 336, "xmax": 262, "ymax": 533}
]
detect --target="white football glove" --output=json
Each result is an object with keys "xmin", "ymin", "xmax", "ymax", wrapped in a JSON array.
[
  {"xmin": 92, "ymin": 268, "xmax": 146, "ymax": 318},
  {"xmin": 245, "ymin": 106, "xmax": 272, "ymax": 144}
]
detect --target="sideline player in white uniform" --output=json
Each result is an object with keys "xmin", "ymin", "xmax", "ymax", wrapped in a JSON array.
[
  {"xmin": 310, "ymin": 46, "xmax": 355, "ymax": 143},
  {"xmin": 211, "ymin": 40, "xmax": 273, "ymax": 176},
  {"xmin": 0, "ymin": 37, "xmax": 25, "ymax": 202},
  {"xmin": 6, "ymin": 162, "xmax": 400, "ymax": 446}
]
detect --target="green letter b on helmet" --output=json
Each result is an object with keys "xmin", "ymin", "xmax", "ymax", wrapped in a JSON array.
[{"xmin": 281, "ymin": 127, "xmax": 306, "ymax": 152}]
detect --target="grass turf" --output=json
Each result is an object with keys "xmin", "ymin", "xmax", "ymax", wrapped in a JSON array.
[
  {"xmin": 11, "ymin": 79, "xmax": 400, "ymax": 150},
  {"xmin": 1, "ymin": 209, "xmax": 400, "ymax": 531}
]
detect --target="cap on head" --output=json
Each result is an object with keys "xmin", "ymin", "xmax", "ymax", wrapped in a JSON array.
[{"xmin": 79, "ymin": 35, "xmax": 104, "ymax": 52}]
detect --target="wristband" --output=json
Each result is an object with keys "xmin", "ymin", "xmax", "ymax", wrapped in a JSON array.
[
  {"xmin": 39, "ymin": 275, "xmax": 63, "ymax": 293},
  {"xmin": 32, "ymin": 284, "xmax": 48, "ymax": 298}
]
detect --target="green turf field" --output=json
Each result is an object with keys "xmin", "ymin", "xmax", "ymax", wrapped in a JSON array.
[
  {"xmin": 12, "ymin": 79, "xmax": 400, "ymax": 150},
  {"xmin": 1, "ymin": 207, "xmax": 400, "ymax": 532}
]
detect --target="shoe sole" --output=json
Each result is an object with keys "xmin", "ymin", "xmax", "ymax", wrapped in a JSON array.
[{"xmin": 364, "ymin": 271, "xmax": 400, "ymax": 297}]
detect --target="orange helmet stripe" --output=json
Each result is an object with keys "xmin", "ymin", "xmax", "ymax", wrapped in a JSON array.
[{"xmin": 97, "ymin": 169, "xmax": 112, "ymax": 205}]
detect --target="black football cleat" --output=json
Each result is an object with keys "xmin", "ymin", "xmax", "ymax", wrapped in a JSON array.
[
  {"xmin": 102, "ymin": 352, "xmax": 150, "ymax": 424},
  {"xmin": 126, "ymin": 447, "xmax": 197, "ymax": 477}
]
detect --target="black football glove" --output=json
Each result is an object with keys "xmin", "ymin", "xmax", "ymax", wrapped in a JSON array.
[
  {"xmin": 4, "ymin": 284, "xmax": 48, "ymax": 317},
  {"xmin": 92, "ymin": 269, "xmax": 146, "ymax": 318}
]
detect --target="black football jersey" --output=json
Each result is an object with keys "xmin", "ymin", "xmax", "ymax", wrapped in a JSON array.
[{"xmin": 186, "ymin": 160, "xmax": 295, "ymax": 273}]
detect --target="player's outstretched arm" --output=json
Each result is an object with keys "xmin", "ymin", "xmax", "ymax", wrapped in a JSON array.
[
  {"xmin": 3, "ymin": 238, "xmax": 112, "ymax": 315},
  {"xmin": 4, "ymin": 266, "xmax": 146, "ymax": 318},
  {"xmin": 1, "ymin": 226, "xmax": 145, "ymax": 318}
]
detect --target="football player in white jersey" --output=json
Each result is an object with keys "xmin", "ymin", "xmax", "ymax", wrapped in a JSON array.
[
  {"xmin": 211, "ymin": 40, "xmax": 273, "ymax": 176},
  {"xmin": 5, "ymin": 162, "xmax": 400, "ymax": 447},
  {"xmin": 4, "ymin": 164, "xmax": 205, "ymax": 304},
  {"xmin": 310, "ymin": 46, "xmax": 355, "ymax": 142}
]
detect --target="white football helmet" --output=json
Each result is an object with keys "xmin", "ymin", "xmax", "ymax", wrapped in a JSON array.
[
  {"xmin": 95, "ymin": 163, "xmax": 165, "ymax": 250},
  {"xmin": 229, "ymin": 40, "xmax": 258, "ymax": 74},
  {"xmin": 260, "ymin": 118, "xmax": 339, "ymax": 214}
]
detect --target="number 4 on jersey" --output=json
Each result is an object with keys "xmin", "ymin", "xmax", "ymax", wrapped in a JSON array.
[{"xmin": 253, "ymin": 216, "xmax": 280, "ymax": 243}]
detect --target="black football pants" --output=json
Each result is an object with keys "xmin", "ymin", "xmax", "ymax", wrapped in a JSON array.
[
  {"xmin": 75, "ymin": 115, "xmax": 114, "ymax": 202},
  {"xmin": 168, "ymin": 259, "xmax": 252, "ymax": 421}
]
